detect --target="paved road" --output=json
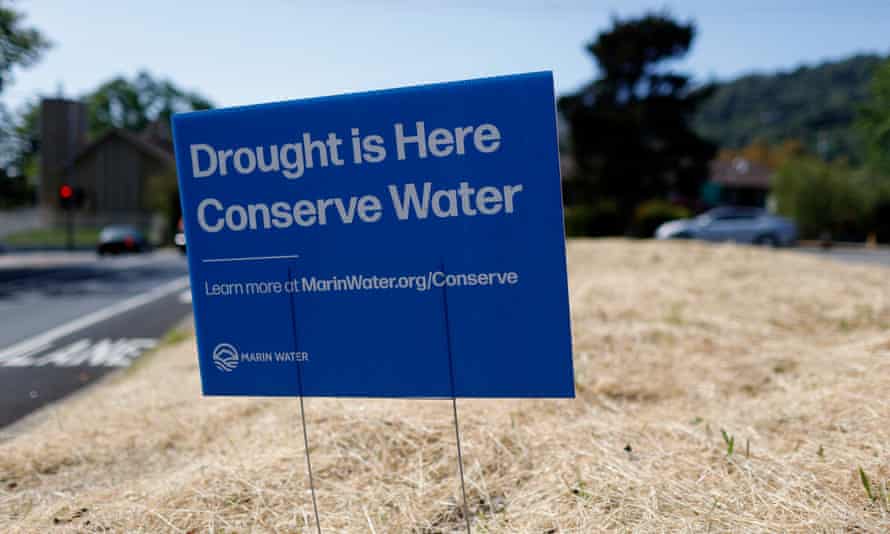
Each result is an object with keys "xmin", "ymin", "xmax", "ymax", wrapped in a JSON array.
[
  {"xmin": 798, "ymin": 247, "xmax": 890, "ymax": 268},
  {"xmin": 0, "ymin": 251, "xmax": 191, "ymax": 428}
]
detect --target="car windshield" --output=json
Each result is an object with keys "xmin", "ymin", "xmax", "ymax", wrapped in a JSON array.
[
  {"xmin": 701, "ymin": 207, "xmax": 764, "ymax": 221},
  {"xmin": 100, "ymin": 225, "xmax": 139, "ymax": 240}
]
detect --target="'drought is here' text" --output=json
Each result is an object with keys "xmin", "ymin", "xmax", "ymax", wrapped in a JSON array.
[{"xmin": 188, "ymin": 121, "xmax": 502, "ymax": 181}]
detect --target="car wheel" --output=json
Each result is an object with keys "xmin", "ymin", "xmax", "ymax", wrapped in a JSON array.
[{"xmin": 754, "ymin": 234, "xmax": 779, "ymax": 247}]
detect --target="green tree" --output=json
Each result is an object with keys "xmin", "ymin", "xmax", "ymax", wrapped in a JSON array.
[
  {"xmin": 857, "ymin": 58, "xmax": 890, "ymax": 174},
  {"xmin": 7, "ymin": 73, "xmax": 212, "ymax": 183},
  {"xmin": 0, "ymin": 105, "xmax": 32, "ymax": 205},
  {"xmin": 717, "ymin": 138, "xmax": 808, "ymax": 170},
  {"xmin": 85, "ymin": 71, "xmax": 212, "ymax": 138},
  {"xmin": 0, "ymin": 1, "xmax": 50, "ymax": 94},
  {"xmin": 0, "ymin": 1, "xmax": 49, "ymax": 204},
  {"xmin": 559, "ymin": 12, "xmax": 716, "ymax": 229},
  {"xmin": 773, "ymin": 156, "xmax": 872, "ymax": 240},
  {"xmin": 856, "ymin": 58, "xmax": 890, "ymax": 242},
  {"xmin": 1, "ymin": 99, "xmax": 38, "ymax": 175},
  {"xmin": 145, "ymin": 169, "xmax": 182, "ymax": 242},
  {"xmin": 696, "ymin": 54, "xmax": 882, "ymax": 163}
]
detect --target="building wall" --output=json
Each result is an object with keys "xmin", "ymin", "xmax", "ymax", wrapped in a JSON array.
[
  {"xmin": 69, "ymin": 136, "xmax": 170, "ymax": 222},
  {"xmin": 39, "ymin": 99, "xmax": 88, "ymax": 210}
]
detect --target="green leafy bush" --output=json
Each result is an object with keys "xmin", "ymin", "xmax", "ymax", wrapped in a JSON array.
[
  {"xmin": 564, "ymin": 200, "xmax": 623, "ymax": 237},
  {"xmin": 773, "ymin": 156, "xmax": 873, "ymax": 240},
  {"xmin": 869, "ymin": 184, "xmax": 890, "ymax": 243},
  {"xmin": 631, "ymin": 200, "xmax": 691, "ymax": 238}
]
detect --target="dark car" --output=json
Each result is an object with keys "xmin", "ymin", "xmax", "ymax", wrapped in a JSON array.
[{"xmin": 97, "ymin": 225, "xmax": 149, "ymax": 255}]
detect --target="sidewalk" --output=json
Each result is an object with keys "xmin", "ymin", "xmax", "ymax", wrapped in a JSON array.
[
  {"xmin": 0, "ymin": 208, "xmax": 42, "ymax": 240},
  {"xmin": 0, "ymin": 250, "xmax": 98, "ymax": 271}
]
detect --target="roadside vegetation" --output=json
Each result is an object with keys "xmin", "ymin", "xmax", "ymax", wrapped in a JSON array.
[
  {"xmin": 2, "ymin": 226, "xmax": 100, "ymax": 248},
  {"xmin": 694, "ymin": 54, "xmax": 882, "ymax": 163},
  {"xmin": 2, "ymin": 240, "xmax": 889, "ymax": 532},
  {"xmin": 559, "ymin": 12, "xmax": 890, "ymax": 242}
]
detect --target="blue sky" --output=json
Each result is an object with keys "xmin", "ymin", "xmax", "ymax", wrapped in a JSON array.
[{"xmin": 4, "ymin": 1, "xmax": 889, "ymax": 112}]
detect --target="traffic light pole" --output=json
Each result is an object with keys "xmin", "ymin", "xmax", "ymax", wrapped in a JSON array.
[
  {"xmin": 65, "ymin": 208, "xmax": 74, "ymax": 251},
  {"xmin": 58, "ymin": 184, "xmax": 82, "ymax": 251}
]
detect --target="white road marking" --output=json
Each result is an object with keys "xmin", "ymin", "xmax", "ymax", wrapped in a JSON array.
[
  {"xmin": 201, "ymin": 254, "xmax": 300, "ymax": 263},
  {"xmin": 0, "ymin": 276, "xmax": 189, "ymax": 364},
  {"xmin": 2, "ymin": 338, "xmax": 158, "ymax": 367}
]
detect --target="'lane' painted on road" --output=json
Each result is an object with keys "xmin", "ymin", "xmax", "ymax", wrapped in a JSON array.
[
  {"xmin": 1, "ymin": 338, "xmax": 157, "ymax": 367},
  {"xmin": 0, "ymin": 276, "xmax": 189, "ymax": 363}
]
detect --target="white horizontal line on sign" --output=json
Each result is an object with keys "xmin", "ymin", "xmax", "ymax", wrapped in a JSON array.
[{"xmin": 202, "ymin": 254, "xmax": 301, "ymax": 263}]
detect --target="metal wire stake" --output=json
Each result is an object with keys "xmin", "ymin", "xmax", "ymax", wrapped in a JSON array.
[
  {"xmin": 450, "ymin": 396, "xmax": 472, "ymax": 534},
  {"xmin": 440, "ymin": 260, "xmax": 472, "ymax": 534},
  {"xmin": 297, "ymin": 388, "xmax": 321, "ymax": 534},
  {"xmin": 288, "ymin": 267, "xmax": 322, "ymax": 534}
]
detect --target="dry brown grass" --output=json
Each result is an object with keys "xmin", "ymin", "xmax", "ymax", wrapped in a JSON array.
[{"xmin": 2, "ymin": 239, "xmax": 890, "ymax": 533}]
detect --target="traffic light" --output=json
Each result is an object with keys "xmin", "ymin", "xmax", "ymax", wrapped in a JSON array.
[
  {"xmin": 58, "ymin": 184, "xmax": 84, "ymax": 210},
  {"xmin": 58, "ymin": 183, "xmax": 85, "ymax": 250},
  {"xmin": 59, "ymin": 184, "xmax": 74, "ymax": 208}
]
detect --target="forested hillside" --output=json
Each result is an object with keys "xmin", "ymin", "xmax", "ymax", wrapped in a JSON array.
[{"xmin": 694, "ymin": 54, "xmax": 885, "ymax": 162}]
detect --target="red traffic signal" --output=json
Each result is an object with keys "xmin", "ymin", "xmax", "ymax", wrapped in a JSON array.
[
  {"xmin": 59, "ymin": 184, "xmax": 74, "ymax": 200},
  {"xmin": 58, "ymin": 184, "xmax": 84, "ymax": 210}
]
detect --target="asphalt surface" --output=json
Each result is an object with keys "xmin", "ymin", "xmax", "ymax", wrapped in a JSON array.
[
  {"xmin": 798, "ymin": 246, "xmax": 890, "ymax": 267},
  {"xmin": 0, "ymin": 251, "xmax": 191, "ymax": 428}
]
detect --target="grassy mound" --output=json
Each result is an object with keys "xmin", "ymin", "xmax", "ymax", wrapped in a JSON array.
[{"xmin": 2, "ymin": 240, "xmax": 889, "ymax": 532}]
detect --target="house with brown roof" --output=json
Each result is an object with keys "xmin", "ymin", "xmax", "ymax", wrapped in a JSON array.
[
  {"xmin": 63, "ymin": 125, "xmax": 175, "ymax": 217},
  {"xmin": 701, "ymin": 157, "xmax": 773, "ymax": 207},
  {"xmin": 40, "ymin": 98, "xmax": 178, "ymax": 234}
]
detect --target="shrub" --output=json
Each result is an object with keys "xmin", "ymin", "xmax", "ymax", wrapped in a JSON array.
[
  {"xmin": 869, "ymin": 184, "xmax": 890, "ymax": 243},
  {"xmin": 631, "ymin": 200, "xmax": 691, "ymax": 238},
  {"xmin": 773, "ymin": 156, "xmax": 872, "ymax": 240},
  {"xmin": 564, "ymin": 199, "xmax": 623, "ymax": 237}
]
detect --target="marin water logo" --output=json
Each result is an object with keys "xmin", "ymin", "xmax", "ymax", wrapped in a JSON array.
[{"xmin": 213, "ymin": 343, "xmax": 239, "ymax": 372}]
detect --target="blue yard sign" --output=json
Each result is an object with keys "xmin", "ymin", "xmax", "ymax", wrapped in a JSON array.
[{"xmin": 172, "ymin": 72, "xmax": 574, "ymax": 398}]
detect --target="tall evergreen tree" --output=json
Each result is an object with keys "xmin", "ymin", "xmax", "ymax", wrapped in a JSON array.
[{"xmin": 559, "ymin": 12, "xmax": 715, "ymax": 225}]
